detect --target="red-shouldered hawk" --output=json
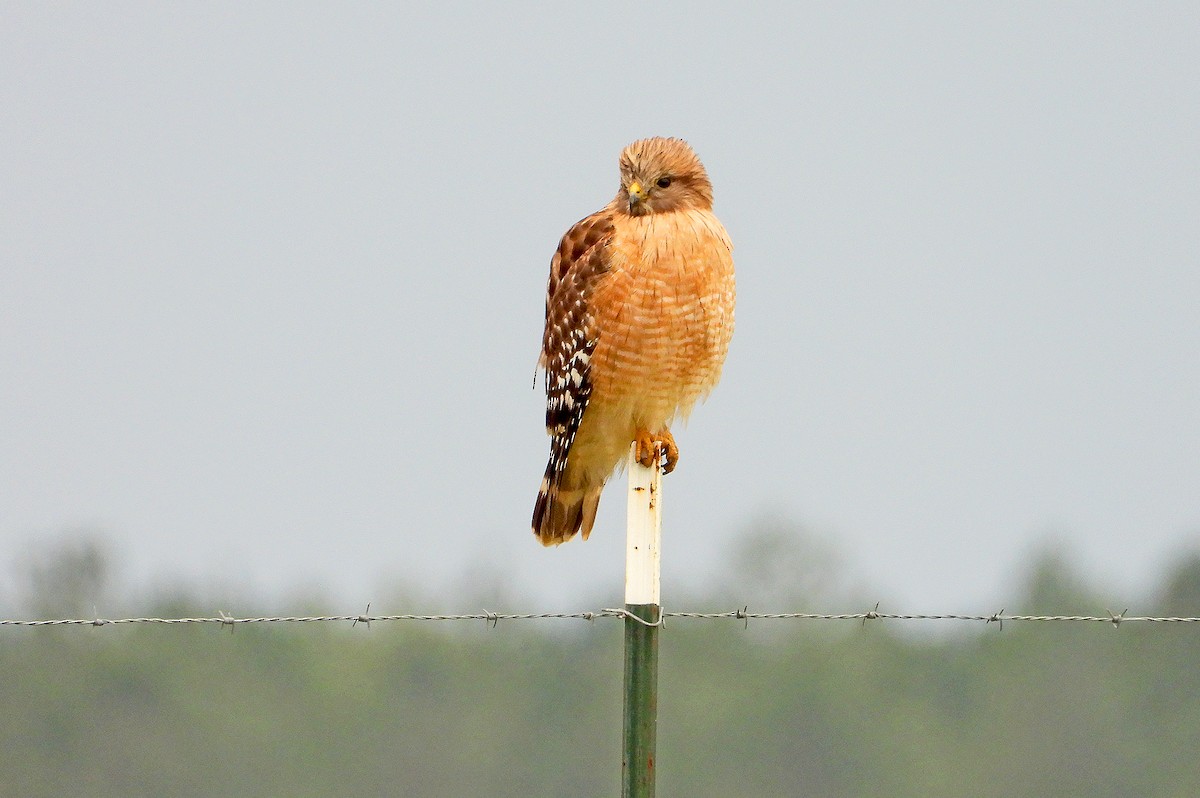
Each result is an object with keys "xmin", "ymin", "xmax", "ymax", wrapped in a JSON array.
[{"xmin": 532, "ymin": 137, "xmax": 736, "ymax": 546}]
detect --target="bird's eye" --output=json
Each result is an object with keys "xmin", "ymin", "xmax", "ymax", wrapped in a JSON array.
[{"xmin": 656, "ymin": 177, "xmax": 672, "ymax": 189}]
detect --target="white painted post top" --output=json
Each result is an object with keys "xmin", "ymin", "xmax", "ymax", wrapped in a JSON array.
[{"xmin": 624, "ymin": 442, "xmax": 662, "ymax": 606}]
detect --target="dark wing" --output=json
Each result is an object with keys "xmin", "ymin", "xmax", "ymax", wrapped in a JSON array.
[
  {"xmin": 538, "ymin": 212, "xmax": 614, "ymax": 488},
  {"xmin": 540, "ymin": 212, "xmax": 614, "ymax": 366}
]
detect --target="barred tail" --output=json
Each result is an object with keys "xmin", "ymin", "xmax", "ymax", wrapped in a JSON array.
[{"xmin": 532, "ymin": 465, "xmax": 603, "ymax": 546}]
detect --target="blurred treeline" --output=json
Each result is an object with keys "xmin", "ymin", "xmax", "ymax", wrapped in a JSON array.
[{"xmin": 3, "ymin": 530, "xmax": 1200, "ymax": 798}]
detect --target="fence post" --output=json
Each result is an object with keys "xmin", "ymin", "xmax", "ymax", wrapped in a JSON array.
[{"xmin": 622, "ymin": 442, "xmax": 662, "ymax": 797}]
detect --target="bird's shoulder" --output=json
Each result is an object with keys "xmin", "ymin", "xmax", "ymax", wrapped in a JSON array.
[{"xmin": 546, "ymin": 209, "xmax": 616, "ymax": 302}]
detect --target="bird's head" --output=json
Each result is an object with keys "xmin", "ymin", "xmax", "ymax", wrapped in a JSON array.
[{"xmin": 616, "ymin": 137, "xmax": 714, "ymax": 217}]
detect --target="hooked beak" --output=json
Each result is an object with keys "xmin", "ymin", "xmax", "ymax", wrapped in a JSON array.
[{"xmin": 627, "ymin": 181, "xmax": 647, "ymax": 208}]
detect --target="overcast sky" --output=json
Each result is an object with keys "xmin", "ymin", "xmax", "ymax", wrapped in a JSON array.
[{"xmin": 2, "ymin": 4, "xmax": 1197, "ymax": 615}]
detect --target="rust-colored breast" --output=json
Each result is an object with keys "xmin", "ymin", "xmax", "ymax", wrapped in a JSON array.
[{"xmin": 588, "ymin": 208, "xmax": 736, "ymax": 428}]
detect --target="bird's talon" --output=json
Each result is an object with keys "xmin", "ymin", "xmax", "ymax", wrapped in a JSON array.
[
  {"xmin": 659, "ymin": 429, "xmax": 679, "ymax": 474},
  {"xmin": 633, "ymin": 428, "xmax": 678, "ymax": 473}
]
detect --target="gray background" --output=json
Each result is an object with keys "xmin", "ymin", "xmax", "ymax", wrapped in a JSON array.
[{"xmin": 3, "ymin": 4, "xmax": 1197, "ymax": 613}]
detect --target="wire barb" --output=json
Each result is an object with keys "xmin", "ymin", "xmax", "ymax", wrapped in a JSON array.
[{"xmin": 987, "ymin": 609, "xmax": 1005, "ymax": 631}]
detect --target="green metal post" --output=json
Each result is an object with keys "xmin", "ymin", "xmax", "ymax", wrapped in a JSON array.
[
  {"xmin": 622, "ymin": 444, "xmax": 662, "ymax": 797},
  {"xmin": 622, "ymin": 602, "xmax": 660, "ymax": 797}
]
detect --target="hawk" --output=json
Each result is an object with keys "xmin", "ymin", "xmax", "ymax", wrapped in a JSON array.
[{"xmin": 532, "ymin": 137, "xmax": 736, "ymax": 546}]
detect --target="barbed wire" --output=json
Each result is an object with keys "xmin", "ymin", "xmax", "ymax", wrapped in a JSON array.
[{"xmin": 3, "ymin": 604, "xmax": 1199, "ymax": 630}]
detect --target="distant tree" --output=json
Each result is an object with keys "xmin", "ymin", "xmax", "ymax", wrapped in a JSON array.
[
  {"xmin": 1018, "ymin": 543, "xmax": 1098, "ymax": 611},
  {"xmin": 719, "ymin": 513, "xmax": 850, "ymax": 609},
  {"xmin": 14, "ymin": 532, "xmax": 115, "ymax": 618},
  {"xmin": 1157, "ymin": 550, "xmax": 1200, "ymax": 616}
]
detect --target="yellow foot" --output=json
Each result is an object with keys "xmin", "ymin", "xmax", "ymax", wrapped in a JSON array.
[{"xmin": 633, "ymin": 427, "xmax": 679, "ymax": 474}]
